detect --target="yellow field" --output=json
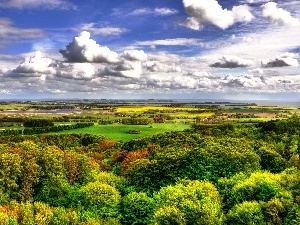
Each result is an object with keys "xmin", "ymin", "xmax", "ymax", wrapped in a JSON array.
[
  {"xmin": 170, "ymin": 112, "xmax": 215, "ymax": 118},
  {"xmin": 246, "ymin": 106, "xmax": 297, "ymax": 110},
  {"xmin": 115, "ymin": 106, "xmax": 200, "ymax": 112}
]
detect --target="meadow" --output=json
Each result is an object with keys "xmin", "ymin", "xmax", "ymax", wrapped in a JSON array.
[{"xmin": 51, "ymin": 123, "xmax": 190, "ymax": 141}]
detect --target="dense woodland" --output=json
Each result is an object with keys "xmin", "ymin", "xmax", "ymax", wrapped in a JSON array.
[{"xmin": 0, "ymin": 113, "xmax": 299, "ymax": 224}]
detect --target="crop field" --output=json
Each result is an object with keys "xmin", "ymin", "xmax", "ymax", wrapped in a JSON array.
[
  {"xmin": 115, "ymin": 105, "xmax": 199, "ymax": 112},
  {"xmin": 50, "ymin": 123, "xmax": 190, "ymax": 141}
]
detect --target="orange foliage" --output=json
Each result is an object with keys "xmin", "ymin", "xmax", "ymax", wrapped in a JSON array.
[
  {"xmin": 121, "ymin": 149, "xmax": 150, "ymax": 174},
  {"xmin": 110, "ymin": 150, "xmax": 129, "ymax": 165},
  {"xmin": 64, "ymin": 152, "xmax": 80, "ymax": 184},
  {"xmin": 96, "ymin": 140, "xmax": 116, "ymax": 152}
]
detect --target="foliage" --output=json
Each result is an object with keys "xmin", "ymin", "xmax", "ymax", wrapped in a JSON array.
[
  {"xmin": 120, "ymin": 192, "xmax": 155, "ymax": 225},
  {"xmin": 153, "ymin": 180, "xmax": 223, "ymax": 225},
  {"xmin": 23, "ymin": 119, "xmax": 54, "ymax": 128},
  {"xmin": 225, "ymin": 201, "xmax": 266, "ymax": 225},
  {"xmin": 125, "ymin": 137, "xmax": 261, "ymax": 192},
  {"xmin": 80, "ymin": 181, "xmax": 120, "ymax": 218},
  {"xmin": 0, "ymin": 106, "xmax": 298, "ymax": 224}
]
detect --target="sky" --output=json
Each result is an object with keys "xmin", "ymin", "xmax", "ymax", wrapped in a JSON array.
[{"xmin": 0, "ymin": 0, "xmax": 299, "ymax": 101}]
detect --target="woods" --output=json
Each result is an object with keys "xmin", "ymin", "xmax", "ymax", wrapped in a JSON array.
[{"xmin": 0, "ymin": 109, "xmax": 299, "ymax": 224}]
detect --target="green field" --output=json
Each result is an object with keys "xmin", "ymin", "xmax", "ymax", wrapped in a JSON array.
[{"xmin": 50, "ymin": 123, "xmax": 190, "ymax": 141}]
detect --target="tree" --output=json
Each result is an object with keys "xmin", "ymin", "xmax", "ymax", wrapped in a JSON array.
[
  {"xmin": 120, "ymin": 192, "xmax": 155, "ymax": 225},
  {"xmin": 225, "ymin": 201, "xmax": 266, "ymax": 225},
  {"xmin": 80, "ymin": 182, "xmax": 120, "ymax": 218},
  {"xmin": 153, "ymin": 180, "xmax": 223, "ymax": 225}
]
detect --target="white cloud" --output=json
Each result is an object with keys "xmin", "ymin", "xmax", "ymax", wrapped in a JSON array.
[
  {"xmin": 135, "ymin": 38, "xmax": 205, "ymax": 46},
  {"xmin": 242, "ymin": 0, "xmax": 269, "ymax": 3},
  {"xmin": 262, "ymin": 52, "xmax": 299, "ymax": 67},
  {"xmin": 154, "ymin": 8, "xmax": 178, "ymax": 15},
  {"xmin": 10, "ymin": 52, "xmax": 55, "ymax": 76},
  {"xmin": 201, "ymin": 26, "xmax": 300, "ymax": 66},
  {"xmin": 102, "ymin": 61, "xmax": 142, "ymax": 78},
  {"xmin": 0, "ymin": 18, "xmax": 45, "ymax": 47},
  {"xmin": 182, "ymin": 0, "xmax": 253, "ymax": 30},
  {"xmin": 122, "ymin": 50, "xmax": 148, "ymax": 62},
  {"xmin": 130, "ymin": 7, "xmax": 177, "ymax": 16},
  {"xmin": 249, "ymin": 68, "xmax": 264, "ymax": 74},
  {"xmin": 56, "ymin": 63, "xmax": 97, "ymax": 80},
  {"xmin": 78, "ymin": 23, "xmax": 128, "ymax": 36},
  {"xmin": 262, "ymin": 2, "xmax": 300, "ymax": 26},
  {"xmin": 210, "ymin": 55, "xmax": 254, "ymax": 68},
  {"xmin": 145, "ymin": 61, "xmax": 181, "ymax": 73},
  {"xmin": 59, "ymin": 31, "xmax": 120, "ymax": 63},
  {"xmin": 0, "ymin": 0, "xmax": 76, "ymax": 9},
  {"xmin": 220, "ymin": 74, "xmax": 265, "ymax": 88}
]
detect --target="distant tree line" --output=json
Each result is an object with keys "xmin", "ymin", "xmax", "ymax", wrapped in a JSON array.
[{"xmin": 0, "ymin": 122, "xmax": 94, "ymax": 136}]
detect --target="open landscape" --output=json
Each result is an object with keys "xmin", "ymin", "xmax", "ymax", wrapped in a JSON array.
[
  {"xmin": 1, "ymin": 0, "xmax": 300, "ymax": 224},
  {"xmin": 0, "ymin": 99, "xmax": 299, "ymax": 224}
]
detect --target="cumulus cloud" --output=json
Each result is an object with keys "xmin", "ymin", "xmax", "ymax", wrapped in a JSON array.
[
  {"xmin": 102, "ymin": 61, "xmax": 142, "ymax": 78},
  {"xmin": 262, "ymin": 53, "xmax": 299, "ymax": 67},
  {"xmin": 130, "ymin": 7, "xmax": 178, "ymax": 16},
  {"xmin": 60, "ymin": 31, "xmax": 119, "ymax": 63},
  {"xmin": 220, "ymin": 74, "xmax": 265, "ymax": 88},
  {"xmin": 78, "ymin": 23, "xmax": 128, "ymax": 36},
  {"xmin": 121, "ymin": 50, "xmax": 148, "ymax": 62},
  {"xmin": 182, "ymin": 0, "xmax": 253, "ymax": 30},
  {"xmin": 262, "ymin": 2, "xmax": 300, "ymax": 26},
  {"xmin": 210, "ymin": 55, "xmax": 254, "ymax": 68},
  {"xmin": 145, "ymin": 61, "xmax": 181, "ymax": 73},
  {"xmin": 0, "ymin": 0, "xmax": 76, "ymax": 9},
  {"xmin": 56, "ymin": 63, "xmax": 97, "ymax": 80},
  {"xmin": 10, "ymin": 52, "xmax": 55, "ymax": 76},
  {"xmin": 98, "ymin": 50, "xmax": 148, "ymax": 78}
]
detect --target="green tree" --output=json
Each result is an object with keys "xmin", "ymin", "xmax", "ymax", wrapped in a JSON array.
[
  {"xmin": 120, "ymin": 192, "xmax": 155, "ymax": 225},
  {"xmin": 153, "ymin": 180, "xmax": 223, "ymax": 225},
  {"xmin": 80, "ymin": 181, "xmax": 120, "ymax": 218},
  {"xmin": 225, "ymin": 201, "xmax": 266, "ymax": 225}
]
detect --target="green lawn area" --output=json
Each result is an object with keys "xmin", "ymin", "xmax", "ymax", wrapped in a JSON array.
[{"xmin": 50, "ymin": 123, "xmax": 190, "ymax": 141}]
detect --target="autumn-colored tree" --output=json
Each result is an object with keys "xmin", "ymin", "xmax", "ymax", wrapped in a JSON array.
[{"xmin": 121, "ymin": 149, "xmax": 150, "ymax": 174}]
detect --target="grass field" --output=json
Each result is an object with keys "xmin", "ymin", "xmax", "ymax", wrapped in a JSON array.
[{"xmin": 50, "ymin": 123, "xmax": 190, "ymax": 141}]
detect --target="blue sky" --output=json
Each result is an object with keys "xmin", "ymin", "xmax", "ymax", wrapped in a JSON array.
[{"xmin": 0, "ymin": 0, "xmax": 299, "ymax": 101}]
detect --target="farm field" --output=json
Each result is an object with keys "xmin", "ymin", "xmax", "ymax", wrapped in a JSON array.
[{"xmin": 50, "ymin": 123, "xmax": 190, "ymax": 141}]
